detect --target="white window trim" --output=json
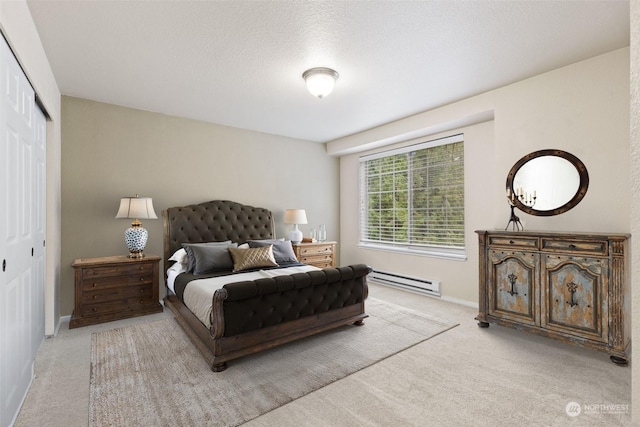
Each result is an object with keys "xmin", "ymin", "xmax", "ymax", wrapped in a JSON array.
[{"xmin": 358, "ymin": 242, "xmax": 467, "ymax": 261}]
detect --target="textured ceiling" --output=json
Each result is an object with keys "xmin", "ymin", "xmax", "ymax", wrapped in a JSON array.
[{"xmin": 26, "ymin": 1, "xmax": 629, "ymax": 143}]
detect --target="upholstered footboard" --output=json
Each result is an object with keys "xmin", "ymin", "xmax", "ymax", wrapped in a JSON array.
[{"xmin": 165, "ymin": 264, "xmax": 371, "ymax": 371}]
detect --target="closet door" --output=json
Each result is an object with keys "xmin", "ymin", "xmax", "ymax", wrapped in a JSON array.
[
  {"xmin": 32, "ymin": 105, "xmax": 46, "ymax": 355},
  {"xmin": 0, "ymin": 35, "xmax": 45, "ymax": 427}
]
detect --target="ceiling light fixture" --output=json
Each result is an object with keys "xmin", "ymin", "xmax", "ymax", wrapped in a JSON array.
[{"xmin": 302, "ymin": 67, "xmax": 339, "ymax": 99}]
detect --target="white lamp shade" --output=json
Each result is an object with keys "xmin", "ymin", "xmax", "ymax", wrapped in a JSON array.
[
  {"xmin": 302, "ymin": 68, "xmax": 339, "ymax": 98},
  {"xmin": 116, "ymin": 197, "xmax": 158, "ymax": 219},
  {"xmin": 284, "ymin": 209, "xmax": 307, "ymax": 225}
]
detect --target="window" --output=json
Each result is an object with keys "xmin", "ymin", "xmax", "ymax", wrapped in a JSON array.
[{"xmin": 359, "ymin": 134, "xmax": 465, "ymax": 259}]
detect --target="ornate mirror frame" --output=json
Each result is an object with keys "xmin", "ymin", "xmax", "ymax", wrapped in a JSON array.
[{"xmin": 506, "ymin": 149, "xmax": 589, "ymax": 217}]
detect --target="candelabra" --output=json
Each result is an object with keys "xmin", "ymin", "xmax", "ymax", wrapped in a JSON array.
[{"xmin": 505, "ymin": 188, "xmax": 536, "ymax": 231}]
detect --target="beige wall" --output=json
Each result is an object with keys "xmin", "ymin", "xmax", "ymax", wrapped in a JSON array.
[
  {"xmin": 630, "ymin": 1, "xmax": 639, "ymax": 425},
  {"xmin": 60, "ymin": 97, "xmax": 339, "ymax": 316},
  {"xmin": 0, "ymin": 1, "xmax": 62, "ymax": 335},
  {"xmin": 331, "ymin": 48, "xmax": 630, "ymax": 306}
]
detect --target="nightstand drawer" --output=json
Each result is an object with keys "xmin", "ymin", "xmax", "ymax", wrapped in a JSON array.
[
  {"xmin": 81, "ymin": 273, "xmax": 153, "ymax": 291},
  {"xmin": 297, "ymin": 244, "xmax": 334, "ymax": 256},
  {"xmin": 81, "ymin": 283, "xmax": 153, "ymax": 305},
  {"xmin": 298, "ymin": 254, "xmax": 333, "ymax": 264},
  {"xmin": 82, "ymin": 262, "xmax": 155, "ymax": 279},
  {"xmin": 81, "ymin": 296, "xmax": 157, "ymax": 317}
]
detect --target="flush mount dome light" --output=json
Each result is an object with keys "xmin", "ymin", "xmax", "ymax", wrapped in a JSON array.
[{"xmin": 302, "ymin": 67, "xmax": 339, "ymax": 98}]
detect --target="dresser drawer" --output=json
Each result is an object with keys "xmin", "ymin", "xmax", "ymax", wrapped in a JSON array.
[
  {"xmin": 82, "ymin": 262, "xmax": 155, "ymax": 280},
  {"xmin": 488, "ymin": 235, "xmax": 539, "ymax": 250},
  {"xmin": 541, "ymin": 238, "xmax": 608, "ymax": 255}
]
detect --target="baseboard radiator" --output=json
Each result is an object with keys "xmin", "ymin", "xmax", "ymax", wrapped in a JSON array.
[{"xmin": 369, "ymin": 270, "xmax": 441, "ymax": 297}]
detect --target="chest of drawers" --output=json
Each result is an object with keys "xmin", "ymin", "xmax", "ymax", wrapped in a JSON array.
[
  {"xmin": 292, "ymin": 241, "xmax": 336, "ymax": 268},
  {"xmin": 69, "ymin": 255, "xmax": 163, "ymax": 328}
]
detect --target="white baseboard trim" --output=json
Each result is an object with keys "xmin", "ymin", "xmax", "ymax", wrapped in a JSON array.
[
  {"xmin": 53, "ymin": 315, "xmax": 71, "ymax": 336},
  {"xmin": 440, "ymin": 295, "xmax": 479, "ymax": 309}
]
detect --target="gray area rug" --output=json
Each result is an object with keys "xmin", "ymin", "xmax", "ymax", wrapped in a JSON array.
[{"xmin": 89, "ymin": 298, "xmax": 458, "ymax": 427}]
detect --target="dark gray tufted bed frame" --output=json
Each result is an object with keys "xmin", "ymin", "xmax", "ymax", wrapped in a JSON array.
[{"xmin": 163, "ymin": 200, "xmax": 371, "ymax": 371}]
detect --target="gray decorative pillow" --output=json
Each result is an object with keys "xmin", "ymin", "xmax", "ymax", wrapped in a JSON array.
[
  {"xmin": 228, "ymin": 245, "xmax": 278, "ymax": 272},
  {"xmin": 182, "ymin": 241, "xmax": 235, "ymax": 274},
  {"xmin": 248, "ymin": 239, "xmax": 298, "ymax": 264}
]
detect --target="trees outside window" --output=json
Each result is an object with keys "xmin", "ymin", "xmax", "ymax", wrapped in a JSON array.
[{"xmin": 359, "ymin": 134, "xmax": 464, "ymax": 257}]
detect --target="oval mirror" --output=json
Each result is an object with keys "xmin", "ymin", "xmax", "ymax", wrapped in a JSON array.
[{"xmin": 506, "ymin": 149, "xmax": 589, "ymax": 216}]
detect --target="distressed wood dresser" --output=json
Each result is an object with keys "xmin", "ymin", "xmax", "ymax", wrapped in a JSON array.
[{"xmin": 475, "ymin": 230, "xmax": 629, "ymax": 365}]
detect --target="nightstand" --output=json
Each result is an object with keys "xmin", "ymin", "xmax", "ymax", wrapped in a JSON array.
[
  {"xmin": 292, "ymin": 241, "xmax": 336, "ymax": 268},
  {"xmin": 69, "ymin": 255, "xmax": 163, "ymax": 328}
]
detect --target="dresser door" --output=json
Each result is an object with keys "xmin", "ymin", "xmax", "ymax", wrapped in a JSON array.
[
  {"xmin": 488, "ymin": 250, "xmax": 538, "ymax": 326},
  {"xmin": 541, "ymin": 255, "xmax": 608, "ymax": 343}
]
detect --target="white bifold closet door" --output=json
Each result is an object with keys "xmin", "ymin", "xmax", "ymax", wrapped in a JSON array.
[{"xmin": 0, "ymin": 34, "xmax": 46, "ymax": 427}]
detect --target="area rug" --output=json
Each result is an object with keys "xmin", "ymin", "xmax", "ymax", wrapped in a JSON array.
[{"xmin": 89, "ymin": 298, "xmax": 458, "ymax": 427}]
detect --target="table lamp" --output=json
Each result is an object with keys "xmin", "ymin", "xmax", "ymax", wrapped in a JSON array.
[
  {"xmin": 284, "ymin": 209, "xmax": 307, "ymax": 244},
  {"xmin": 115, "ymin": 195, "xmax": 157, "ymax": 258}
]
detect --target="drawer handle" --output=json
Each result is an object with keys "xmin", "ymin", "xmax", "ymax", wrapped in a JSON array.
[
  {"xmin": 567, "ymin": 282, "xmax": 579, "ymax": 307},
  {"xmin": 140, "ymin": 277, "xmax": 145, "ymax": 281},
  {"xmin": 140, "ymin": 300, "xmax": 144, "ymax": 304},
  {"xmin": 92, "ymin": 308, "xmax": 98, "ymax": 312},
  {"xmin": 140, "ymin": 288, "xmax": 145, "ymax": 293},
  {"xmin": 509, "ymin": 240, "xmax": 514, "ymax": 244},
  {"xmin": 507, "ymin": 273, "xmax": 518, "ymax": 296},
  {"xmin": 139, "ymin": 266, "xmax": 144, "ymax": 270},
  {"xmin": 92, "ymin": 283, "xmax": 97, "ymax": 287},
  {"xmin": 569, "ymin": 244, "xmax": 576, "ymax": 249}
]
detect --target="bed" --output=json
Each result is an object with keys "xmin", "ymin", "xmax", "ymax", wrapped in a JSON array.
[{"xmin": 162, "ymin": 200, "xmax": 371, "ymax": 371}]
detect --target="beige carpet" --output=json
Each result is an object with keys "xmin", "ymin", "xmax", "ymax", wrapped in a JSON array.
[{"xmin": 89, "ymin": 298, "xmax": 458, "ymax": 427}]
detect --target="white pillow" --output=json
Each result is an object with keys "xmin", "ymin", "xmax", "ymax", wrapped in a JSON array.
[
  {"xmin": 169, "ymin": 248, "xmax": 188, "ymax": 264},
  {"xmin": 167, "ymin": 261, "xmax": 187, "ymax": 275}
]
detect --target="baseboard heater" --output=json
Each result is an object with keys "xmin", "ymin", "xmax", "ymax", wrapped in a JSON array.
[{"xmin": 369, "ymin": 270, "xmax": 441, "ymax": 297}]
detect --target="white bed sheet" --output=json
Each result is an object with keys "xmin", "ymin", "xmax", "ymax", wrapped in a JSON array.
[{"xmin": 181, "ymin": 265, "xmax": 320, "ymax": 329}]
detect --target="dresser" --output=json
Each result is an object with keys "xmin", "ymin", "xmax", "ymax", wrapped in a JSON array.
[
  {"xmin": 476, "ymin": 230, "xmax": 629, "ymax": 364},
  {"xmin": 70, "ymin": 255, "xmax": 163, "ymax": 328},
  {"xmin": 292, "ymin": 241, "xmax": 336, "ymax": 268}
]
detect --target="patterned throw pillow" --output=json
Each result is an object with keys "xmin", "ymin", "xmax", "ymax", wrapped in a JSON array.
[{"xmin": 228, "ymin": 245, "xmax": 278, "ymax": 272}]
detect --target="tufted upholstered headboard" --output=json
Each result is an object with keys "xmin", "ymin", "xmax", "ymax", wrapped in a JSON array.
[{"xmin": 163, "ymin": 200, "xmax": 275, "ymax": 270}]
